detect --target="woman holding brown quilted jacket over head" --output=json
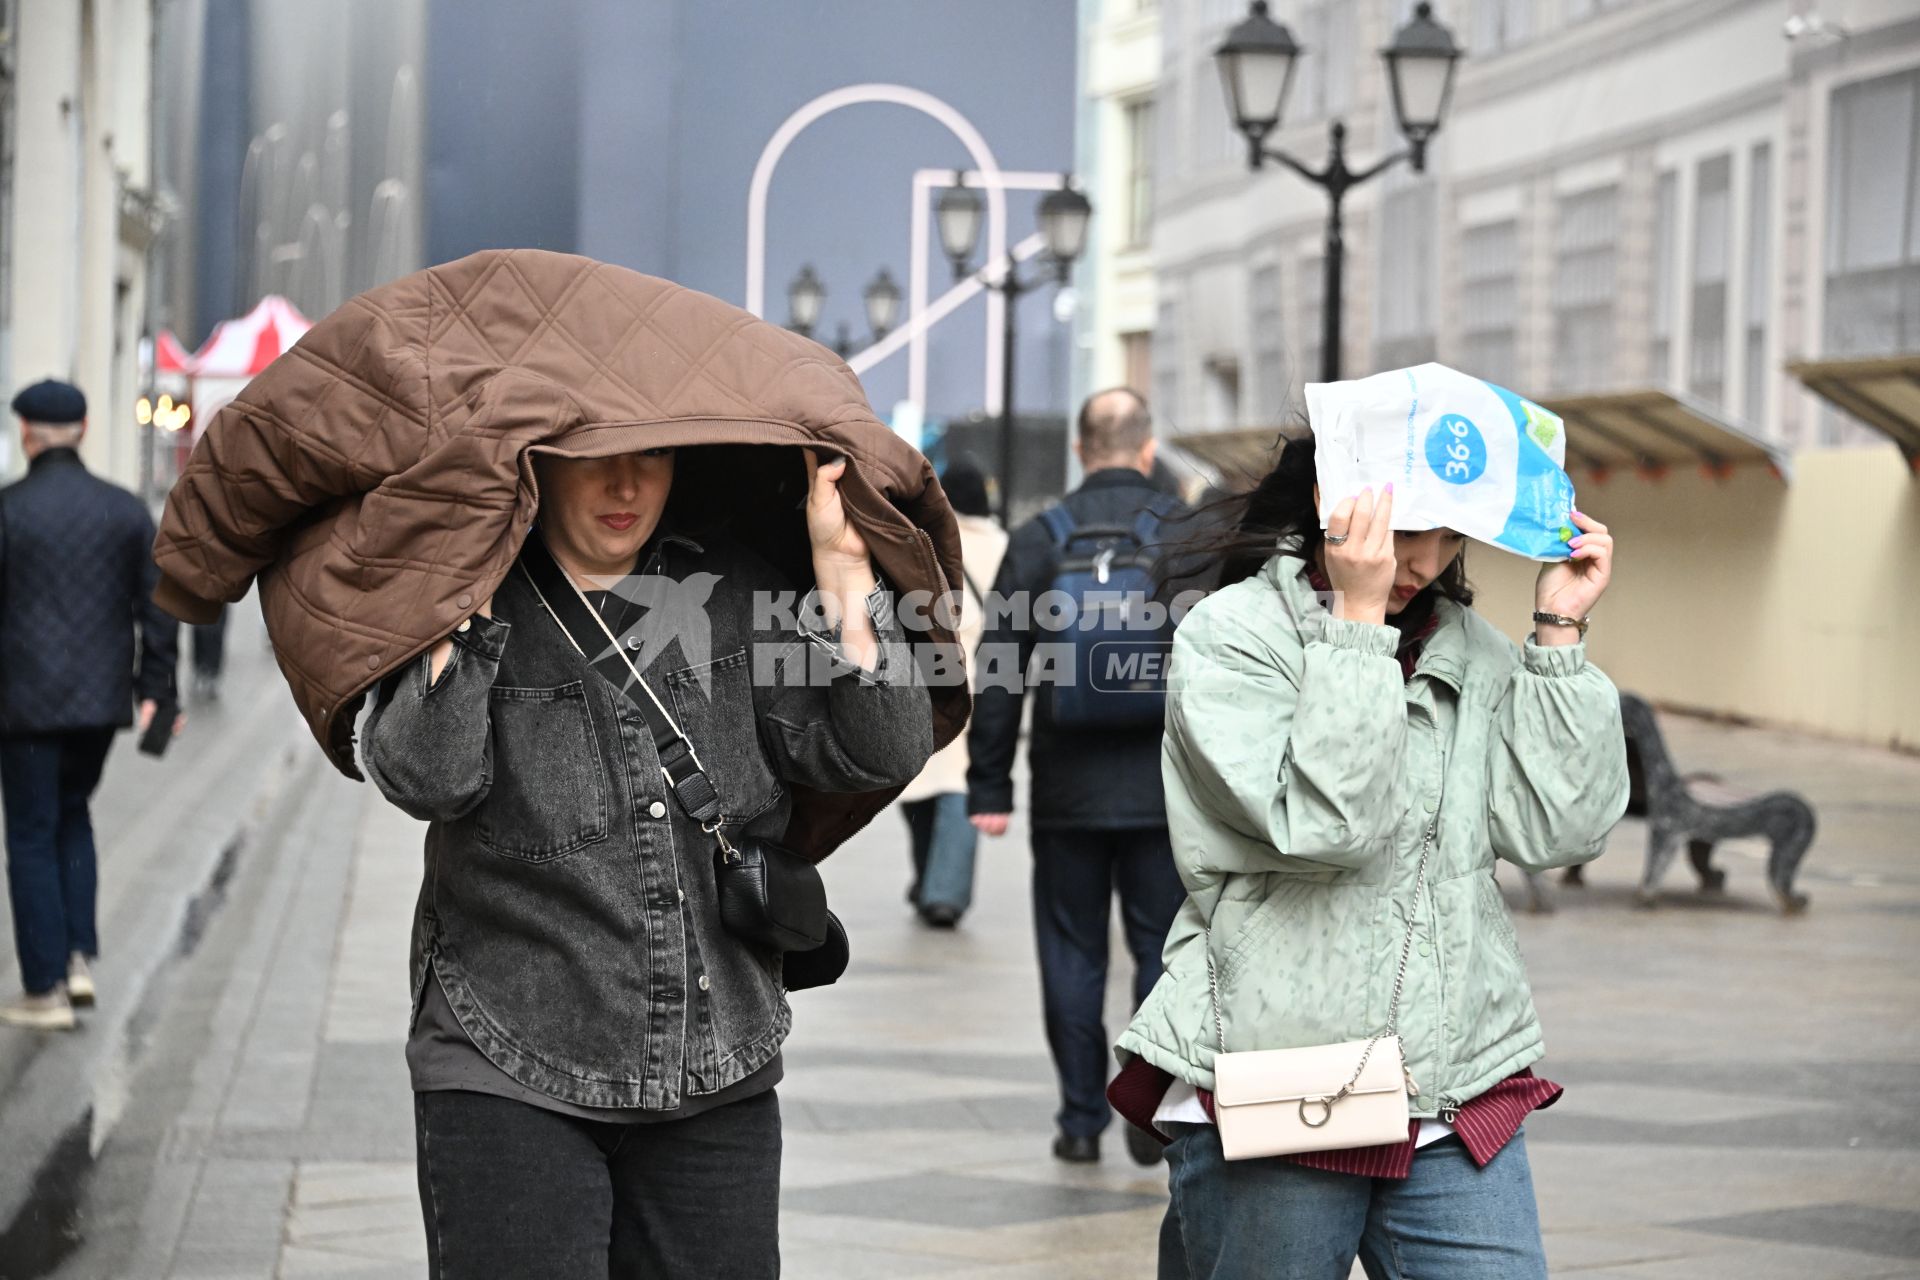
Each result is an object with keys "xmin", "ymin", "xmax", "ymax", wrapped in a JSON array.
[{"xmin": 362, "ymin": 442, "xmax": 932, "ymax": 1277}]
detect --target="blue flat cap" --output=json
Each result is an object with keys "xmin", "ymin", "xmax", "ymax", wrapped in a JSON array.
[{"xmin": 11, "ymin": 379, "xmax": 87, "ymax": 425}]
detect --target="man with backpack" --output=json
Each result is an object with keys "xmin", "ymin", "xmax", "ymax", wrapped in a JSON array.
[{"xmin": 967, "ymin": 387, "xmax": 1188, "ymax": 1167}]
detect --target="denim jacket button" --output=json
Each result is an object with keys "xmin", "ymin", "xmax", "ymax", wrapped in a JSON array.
[
  {"xmin": 648, "ymin": 800, "xmax": 667, "ymax": 819},
  {"xmin": 697, "ymin": 975, "xmax": 710, "ymax": 991}
]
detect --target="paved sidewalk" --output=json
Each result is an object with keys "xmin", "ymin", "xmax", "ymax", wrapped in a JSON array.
[
  {"xmin": 31, "ymin": 707, "xmax": 1920, "ymax": 1278},
  {"xmin": 0, "ymin": 597, "xmax": 311, "ymax": 1273}
]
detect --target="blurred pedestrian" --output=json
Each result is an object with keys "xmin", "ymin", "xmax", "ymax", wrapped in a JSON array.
[
  {"xmin": 968, "ymin": 388, "xmax": 1189, "ymax": 1166},
  {"xmin": 1111, "ymin": 435, "xmax": 1627, "ymax": 1278},
  {"xmin": 897, "ymin": 458, "xmax": 1006, "ymax": 928},
  {"xmin": 0, "ymin": 380, "xmax": 180, "ymax": 1030},
  {"xmin": 189, "ymin": 608, "xmax": 228, "ymax": 701}
]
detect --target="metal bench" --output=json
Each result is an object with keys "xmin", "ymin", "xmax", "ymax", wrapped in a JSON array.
[{"xmin": 1547, "ymin": 693, "xmax": 1815, "ymax": 914}]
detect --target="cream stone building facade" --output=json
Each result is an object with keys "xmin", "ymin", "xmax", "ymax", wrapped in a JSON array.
[
  {"xmin": 1075, "ymin": 0, "xmax": 1920, "ymax": 745},
  {"xmin": 0, "ymin": 0, "xmax": 158, "ymax": 488}
]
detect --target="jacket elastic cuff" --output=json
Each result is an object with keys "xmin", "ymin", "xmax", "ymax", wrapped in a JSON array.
[
  {"xmin": 1313, "ymin": 615, "xmax": 1400, "ymax": 658},
  {"xmin": 450, "ymin": 613, "xmax": 511, "ymax": 661},
  {"xmin": 1522, "ymin": 636, "xmax": 1589, "ymax": 677},
  {"xmin": 153, "ymin": 574, "xmax": 223, "ymax": 625}
]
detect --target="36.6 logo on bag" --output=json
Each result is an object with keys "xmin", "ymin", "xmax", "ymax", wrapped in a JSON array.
[{"xmin": 1424, "ymin": 413, "xmax": 1487, "ymax": 485}]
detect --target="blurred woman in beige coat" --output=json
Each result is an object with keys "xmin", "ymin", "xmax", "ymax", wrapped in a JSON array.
[{"xmin": 899, "ymin": 460, "xmax": 1008, "ymax": 927}]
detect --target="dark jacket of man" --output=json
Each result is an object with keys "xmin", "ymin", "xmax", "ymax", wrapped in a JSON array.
[
  {"xmin": 967, "ymin": 467, "xmax": 1187, "ymax": 830},
  {"xmin": 0, "ymin": 447, "xmax": 178, "ymax": 733}
]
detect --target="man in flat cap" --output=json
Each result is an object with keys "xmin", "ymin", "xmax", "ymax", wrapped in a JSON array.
[{"xmin": 0, "ymin": 379, "xmax": 179, "ymax": 1030}]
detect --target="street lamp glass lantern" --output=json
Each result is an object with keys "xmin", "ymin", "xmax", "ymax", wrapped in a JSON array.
[
  {"xmin": 1214, "ymin": 1, "xmax": 1301, "ymax": 139},
  {"xmin": 863, "ymin": 267, "xmax": 900, "ymax": 338},
  {"xmin": 787, "ymin": 264, "xmax": 825, "ymax": 335},
  {"xmin": 1038, "ymin": 183, "xmax": 1093, "ymax": 269},
  {"xmin": 1382, "ymin": 2, "xmax": 1462, "ymax": 149},
  {"xmin": 936, "ymin": 178, "xmax": 985, "ymax": 273}
]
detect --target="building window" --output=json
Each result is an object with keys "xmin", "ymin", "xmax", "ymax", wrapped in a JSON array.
[
  {"xmin": 1649, "ymin": 170, "xmax": 1677, "ymax": 387},
  {"xmin": 1250, "ymin": 264, "xmax": 1287, "ymax": 420},
  {"xmin": 1552, "ymin": 184, "xmax": 1618, "ymax": 392},
  {"xmin": 1153, "ymin": 300, "xmax": 1182, "ymax": 429},
  {"xmin": 1745, "ymin": 144, "xmax": 1772, "ymax": 426},
  {"xmin": 1203, "ymin": 356, "xmax": 1243, "ymax": 430},
  {"xmin": 1299, "ymin": 253, "xmax": 1325, "ymax": 387},
  {"xmin": 1461, "ymin": 219, "xmax": 1519, "ymax": 389},
  {"xmin": 1121, "ymin": 330, "xmax": 1153, "ymax": 399},
  {"xmin": 1375, "ymin": 183, "xmax": 1438, "ymax": 371},
  {"xmin": 1689, "ymin": 154, "xmax": 1732, "ymax": 406},
  {"xmin": 1472, "ymin": 0, "xmax": 1533, "ymax": 54},
  {"xmin": 1825, "ymin": 68, "xmax": 1920, "ymax": 357},
  {"xmin": 1124, "ymin": 98, "xmax": 1156, "ymax": 247},
  {"xmin": 1290, "ymin": 3, "xmax": 1354, "ymax": 121},
  {"xmin": 1561, "ymin": 0, "xmax": 1628, "ymax": 23}
]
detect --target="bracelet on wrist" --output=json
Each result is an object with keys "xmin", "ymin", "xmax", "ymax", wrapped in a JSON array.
[{"xmin": 1532, "ymin": 610, "xmax": 1589, "ymax": 638}]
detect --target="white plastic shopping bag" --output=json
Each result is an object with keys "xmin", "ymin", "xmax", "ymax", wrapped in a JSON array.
[{"xmin": 1306, "ymin": 363, "xmax": 1577, "ymax": 561}]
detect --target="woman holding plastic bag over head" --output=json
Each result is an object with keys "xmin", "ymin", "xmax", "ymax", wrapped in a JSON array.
[{"xmin": 1109, "ymin": 366, "xmax": 1629, "ymax": 1278}]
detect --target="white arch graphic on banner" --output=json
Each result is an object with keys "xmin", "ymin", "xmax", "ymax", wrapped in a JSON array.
[{"xmin": 745, "ymin": 83, "xmax": 1009, "ymax": 414}]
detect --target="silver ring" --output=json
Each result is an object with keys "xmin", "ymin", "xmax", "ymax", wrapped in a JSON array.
[{"xmin": 1324, "ymin": 532, "xmax": 1350, "ymax": 545}]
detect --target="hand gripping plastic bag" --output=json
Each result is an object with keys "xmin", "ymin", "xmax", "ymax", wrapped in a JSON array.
[{"xmin": 1306, "ymin": 362, "xmax": 1577, "ymax": 561}]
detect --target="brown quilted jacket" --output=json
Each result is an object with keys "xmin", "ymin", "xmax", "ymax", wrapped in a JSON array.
[{"xmin": 153, "ymin": 249, "xmax": 966, "ymax": 858}]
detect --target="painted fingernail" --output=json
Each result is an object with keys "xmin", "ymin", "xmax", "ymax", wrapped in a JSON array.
[{"xmin": 1385, "ymin": 482, "xmax": 1394, "ymax": 494}]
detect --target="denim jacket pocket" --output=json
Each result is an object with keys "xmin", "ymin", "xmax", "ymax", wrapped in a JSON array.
[
  {"xmin": 474, "ymin": 681, "xmax": 610, "ymax": 862},
  {"xmin": 665, "ymin": 648, "xmax": 782, "ymax": 827}
]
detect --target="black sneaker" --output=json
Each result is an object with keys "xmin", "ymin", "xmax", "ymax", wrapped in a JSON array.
[
  {"xmin": 1052, "ymin": 1133, "xmax": 1100, "ymax": 1164},
  {"xmin": 1124, "ymin": 1123, "xmax": 1164, "ymax": 1166},
  {"xmin": 917, "ymin": 903, "xmax": 961, "ymax": 929}
]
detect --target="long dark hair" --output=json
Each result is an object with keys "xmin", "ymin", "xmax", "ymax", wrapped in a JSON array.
[{"xmin": 1158, "ymin": 433, "xmax": 1472, "ymax": 638}]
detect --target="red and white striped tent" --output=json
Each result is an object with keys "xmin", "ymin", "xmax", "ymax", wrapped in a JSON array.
[{"xmin": 149, "ymin": 295, "xmax": 311, "ymax": 482}]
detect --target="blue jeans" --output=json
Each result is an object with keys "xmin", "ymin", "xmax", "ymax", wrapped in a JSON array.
[
  {"xmin": 1031, "ymin": 826, "xmax": 1184, "ymax": 1138},
  {"xmin": 902, "ymin": 792, "xmax": 977, "ymax": 914},
  {"xmin": 1160, "ymin": 1124, "xmax": 1549, "ymax": 1279},
  {"xmin": 1, "ymin": 730, "xmax": 115, "ymax": 995}
]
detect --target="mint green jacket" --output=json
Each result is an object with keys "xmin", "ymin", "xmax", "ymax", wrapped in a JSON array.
[{"xmin": 1116, "ymin": 551, "xmax": 1629, "ymax": 1117}]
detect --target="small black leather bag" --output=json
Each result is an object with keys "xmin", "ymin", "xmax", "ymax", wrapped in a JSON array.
[{"xmin": 519, "ymin": 533, "xmax": 848, "ymax": 991}]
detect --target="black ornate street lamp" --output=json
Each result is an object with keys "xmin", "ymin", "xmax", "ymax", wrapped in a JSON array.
[
  {"xmin": 786, "ymin": 264, "xmax": 826, "ymax": 339},
  {"xmin": 1216, "ymin": 0, "xmax": 1462, "ymax": 382},
  {"xmin": 787, "ymin": 264, "xmax": 902, "ymax": 358},
  {"xmin": 939, "ymin": 173, "xmax": 1093, "ymax": 522}
]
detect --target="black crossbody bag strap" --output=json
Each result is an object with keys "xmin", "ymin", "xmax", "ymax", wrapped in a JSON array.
[{"xmin": 516, "ymin": 531, "xmax": 726, "ymax": 831}]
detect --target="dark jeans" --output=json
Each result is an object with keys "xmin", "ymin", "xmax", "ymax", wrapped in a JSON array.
[
  {"xmin": 190, "ymin": 610, "xmax": 227, "ymax": 678},
  {"xmin": 414, "ymin": 1088, "xmax": 782, "ymax": 1278},
  {"xmin": 902, "ymin": 792, "xmax": 977, "ymax": 914},
  {"xmin": 1, "ymin": 729, "xmax": 115, "ymax": 994},
  {"xmin": 1030, "ymin": 826, "xmax": 1184, "ymax": 1139}
]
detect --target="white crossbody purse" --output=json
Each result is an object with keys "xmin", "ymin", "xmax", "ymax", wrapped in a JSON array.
[{"xmin": 1205, "ymin": 819, "xmax": 1434, "ymax": 1161}]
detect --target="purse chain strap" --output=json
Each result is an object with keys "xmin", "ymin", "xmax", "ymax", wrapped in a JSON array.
[{"xmin": 1205, "ymin": 815, "xmax": 1437, "ymax": 1108}]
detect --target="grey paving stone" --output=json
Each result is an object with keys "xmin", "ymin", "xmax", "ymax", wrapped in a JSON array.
[
  {"xmin": 1676, "ymin": 1202, "xmax": 1920, "ymax": 1260},
  {"xmin": 783, "ymin": 1171, "xmax": 1163, "ymax": 1230}
]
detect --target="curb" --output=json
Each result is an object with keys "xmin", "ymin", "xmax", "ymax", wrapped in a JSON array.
[{"xmin": 0, "ymin": 739, "xmax": 304, "ymax": 1279}]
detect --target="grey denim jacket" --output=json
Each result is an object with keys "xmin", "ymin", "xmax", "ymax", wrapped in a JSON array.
[{"xmin": 362, "ymin": 529, "xmax": 934, "ymax": 1110}]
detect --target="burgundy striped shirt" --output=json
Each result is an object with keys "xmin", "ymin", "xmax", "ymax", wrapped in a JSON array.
[
  {"xmin": 1107, "ymin": 565, "xmax": 1560, "ymax": 1176},
  {"xmin": 1106, "ymin": 1059, "xmax": 1560, "ymax": 1176}
]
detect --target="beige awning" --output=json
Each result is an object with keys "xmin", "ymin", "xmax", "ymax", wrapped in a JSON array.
[
  {"xmin": 1787, "ymin": 354, "xmax": 1920, "ymax": 470},
  {"xmin": 1535, "ymin": 389, "xmax": 1792, "ymax": 483},
  {"xmin": 1162, "ymin": 426, "xmax": 1302, "ymax": 490}
]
